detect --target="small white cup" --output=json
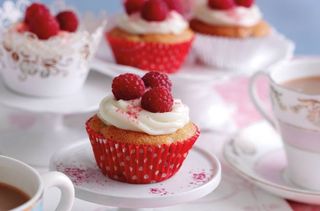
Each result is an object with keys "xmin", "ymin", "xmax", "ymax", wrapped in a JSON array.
[
  {"xmin": 249, "ymin": 58, "xmax": 320, "ymax": 191},
  {"xmin": 0, "ymin": 155, "xmax": 74, "ymax": 211}
]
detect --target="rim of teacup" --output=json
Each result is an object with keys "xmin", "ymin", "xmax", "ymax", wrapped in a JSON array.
[
  {"xmin": 0, "ymin": 155, "xmax": 44, "ymax": 211},
  {"xmin": 269, "ymin": 57, "xmax": 320, "ymax": 96}
]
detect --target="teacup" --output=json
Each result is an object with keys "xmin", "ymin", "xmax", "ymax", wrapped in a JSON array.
[
  {"xmin": 0, "ymin": 155, "xmax": 74, "ymax": 211},
  {"xmin": 249, "ymin": 58, "xmax": 320, "ymax": 191}
]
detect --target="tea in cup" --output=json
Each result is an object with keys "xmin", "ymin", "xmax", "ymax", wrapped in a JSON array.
[{"xmin": 0, "ymin": 155, "xmax": 74, "ymax": 210}]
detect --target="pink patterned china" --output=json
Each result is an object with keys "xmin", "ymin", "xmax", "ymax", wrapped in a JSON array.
[
  {"xmin": 224, "ymin": 121, "xmax": 320, "ymax": 205},
  {"xmin": 249, "ymin": 58, "xmax": 320, "ymax": 191}
]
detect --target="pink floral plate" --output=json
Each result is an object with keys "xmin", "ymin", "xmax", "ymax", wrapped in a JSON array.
[
  {"xmin": 223, "ymin": 121, "xmax": 320, "ymax": 205},
  {"xmin": 49, "ymin": 140, "xmax": 221, "ymax": 208}
]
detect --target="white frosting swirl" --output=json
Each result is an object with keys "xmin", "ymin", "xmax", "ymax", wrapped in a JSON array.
[
  {"xmin": 195, "ymin": 4, "xmax": 262, "ymax": 27},
  {"xmin": 97, "ymin": 96, "xmax": 190, "ymax": 135},
  {"xmin": 3, "ymin": 23, "xmax": 101, "ymax": 59},
  {"xmin": 117, "ymin": 11, "xmax": 188, "ymax": 35}
]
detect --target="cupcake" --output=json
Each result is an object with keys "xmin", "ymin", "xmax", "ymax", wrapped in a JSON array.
[
  {"xmin": 0, "ymin": 3, "xmax": 103, "ymax": 97},
  {"xmin": 107, "ymin": 0, "xmax": 194, "ymax": 74},
  {"xmin": 189, "ymin": 0, "xmax": 291, "ymax": 70},
  {"xmin": 190, "ymin": 0, "xmax": 270, "ymax": 38},
  {"xmin": 86, "ymin": 71, "xmax": 200, "ymax": 184}
]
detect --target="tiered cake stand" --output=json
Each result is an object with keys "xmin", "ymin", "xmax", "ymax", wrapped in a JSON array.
[{"xmin": 0, "ymin": 72, "xmax": 108, "ymax": 167}]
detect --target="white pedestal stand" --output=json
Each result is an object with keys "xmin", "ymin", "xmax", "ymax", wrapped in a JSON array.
[{"xmin": 0, "ymin": 72, "xmax": 109, "ymax": 167}]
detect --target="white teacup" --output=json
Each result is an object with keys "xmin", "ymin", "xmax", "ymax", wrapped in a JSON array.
[
  {"xmin": 0, "ymin": 155, "xmax": 74, "ymax": 211},
  {"xmin": 249, "ymin": 58, "xmax": 320, "ymax": 191}
]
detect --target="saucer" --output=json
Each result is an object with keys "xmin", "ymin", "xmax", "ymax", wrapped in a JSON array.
[
  {"xmin": 50, "ymin": 141, "xmax": 222, "ymax": 208},
  {"xmin": 223, "ymin": 121, "xmax": 320, "ymax": 205}
]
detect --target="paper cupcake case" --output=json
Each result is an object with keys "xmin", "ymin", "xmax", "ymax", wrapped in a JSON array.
[
  {"xmin": 0, "ymin": 25, "xmax": 104, "ymax": 97},
  {"xmin": 192, "ymin": 31, "xmax": 294, "ymax": 71},
  {"xmin": 107, "ymin": 33, "xmax": 194, "ymax": 74},
  {"xmin": 0, "ymin": 0, "xmax": 105, "ymax": 97},
  {"xmin": 86, "ymin": 121, "xmax": 200, "ymax": 184}
]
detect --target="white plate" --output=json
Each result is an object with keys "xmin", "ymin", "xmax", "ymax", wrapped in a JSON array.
[
  {"xmin": 50, "ymin": 141, "xmax": 222, "ymax": 208},
  {"xmin": 0, "ymin": 71, "xmax": 109, "ymax": 114},
  {"xmin": 223, "ymin": 121, "xmax": 320, "ymax": 205}
]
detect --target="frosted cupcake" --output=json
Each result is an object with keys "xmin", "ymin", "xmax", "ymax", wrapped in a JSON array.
[
  {"xmin": 189, "ymin": 0, "xmax": 291, "ymax": 70},
  {"xmin": 107, "ymin": 0, "xmax": 194, "ymax": 74},
  {"xmin": 0, "ymin": 3, "xmax": 103, "ymax": 97},
  {"xmin": 190, "ymin": 0, "xmax": 270, "ymax": 38},
  {"xmin": 86, "ymin": 72, "xmax": 200, "ymax": 184}
]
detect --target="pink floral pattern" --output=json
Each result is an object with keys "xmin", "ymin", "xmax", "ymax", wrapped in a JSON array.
[{"xmin": 214, "ymin": 75, "xmax": 320, "ymax": 211}]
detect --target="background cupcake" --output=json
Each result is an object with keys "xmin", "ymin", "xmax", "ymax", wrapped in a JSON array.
[
  {"xmin": 86, "ymin": 72, "xmax": 200, "ymax": 184},
  {"xmin": 190, "ymin": 0, "xmax": 293, "ymax": 71},
  {"xmin": 0, "ymin": 2, "xmax": 103, "ymax": 97},
  {"xmin": 107, "ymin": 0, "xmax": 194, "ymax": 74}
]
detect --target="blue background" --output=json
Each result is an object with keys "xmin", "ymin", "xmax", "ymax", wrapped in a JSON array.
[{"xmin": 1, "ymin": 0, "xmax": 319, "ymax": 55}]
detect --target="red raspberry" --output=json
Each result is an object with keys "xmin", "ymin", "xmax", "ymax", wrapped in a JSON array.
[
  {"xmin": 28, "ymin": 13, "xmax": 60, "ymax": 40},
  {"xmin": 235, "ymin": 0, "xmax": 254, "ymax": 8},
  {"xmin": 165, "ymin": 0, "xmax": 184, "ymax": 14},
  {"xmin": 208, "ymin": 0, "xmax": 235, "ymax": 10},
  {"xmin": 56, "ymin": 11, "xmax": 79, "ymax": 32},
  {"xmin": 24, "ymin": 3, "xmax": 50, "ymax": 24},
  {"xmin": 142, "ymin": 72, "xmax": 172, "ymax": 91},
  {"xmin": 124, "ymin": 0, "xmax": 147, "ymax": 15},
  {"xmin": 112, "ymin": 73, "xmax": 145, "ymax": 100},
  {"xmin": 141, "ymin": 0, "xmax": 169, "ymax": 22},
  {"xmin": 141, "ymin": 87, "xmax": 173, "ymax": 113}
]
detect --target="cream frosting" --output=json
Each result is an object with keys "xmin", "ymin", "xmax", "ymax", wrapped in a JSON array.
[
  {"xmin": 195, "ymin": 4, "xmax": 262, "ymax": 27},
  {"xmin": 2, "ymin": 24, "xmax": 97, "ymax": 59},
  {"xmin": 116, "ymin": 11, "xmax": 188, "ymax": 35},
  {"xmin": 97, "ymin": 96, "xmax": 190, "ymax": 135}
]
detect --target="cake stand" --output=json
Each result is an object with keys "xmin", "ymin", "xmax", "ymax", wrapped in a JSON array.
[
  {"xmin": 0, "ymin": 71, "xmax": 109, "ymax": 167},
  {"xmin": 90, "ymin": 37, "xmax": 293, "ymax": 132},
  {"xmin": 49, "ymin": 141, "xmax": 222, "ymax": 211}
]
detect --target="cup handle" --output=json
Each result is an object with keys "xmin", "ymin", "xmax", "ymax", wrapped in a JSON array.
[
  {"xmin": 249, "ymin": 71, "xmax": 277, "ymax": 129},
  {"xmin": 42, "ymin": 172, "xmax": 74, "ymax": 211}
]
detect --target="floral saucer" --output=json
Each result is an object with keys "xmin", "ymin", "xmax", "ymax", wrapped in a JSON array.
[{"xmin": 223, "ymin": 121, "xmax": 320, "ymax": 205}]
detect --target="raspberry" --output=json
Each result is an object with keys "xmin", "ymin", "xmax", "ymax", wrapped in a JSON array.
[
  {"xmin": 124, "ymin": 0, "xmax": 146, "ymax": 15},
  {"xmin": 141, "ymin": 0, "xmax": 169, "ymax": 22},
  {"xmin": 235, "ymin": 0, "xmax": 254, "ymax": 8},
  {"xmin": 24, "ymin": 3, "xmax": 50, "ymax": 24},
  {"xmin": 208, "ymin": 0, "xmax": 235, "ymax": 10},
  {"xmin": 165, "ymin": 0, "xmax": 184, "ymax": 14},
  {"xmin": 141, "ymin": 87, "xmax": 173, "ymax": 113},
  {"xmin": 56, "ymin": 10, "xmax": 79, "ymax": 32},
  {"xmin": 142, "ymin": 72, "xmax": 172, "ymax": 91},
  {"xmin": 28, "ymin": 13, "xmax": 60, "ymax": 40},
  {"xmin": 112, "ymin": 73, "xmax": 145, "ymax": 100}
]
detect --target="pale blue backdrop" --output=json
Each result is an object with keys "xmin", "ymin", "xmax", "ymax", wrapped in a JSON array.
[{"xmin": 1, "ymin": 0, "xmax": 319, "ymax": 55}]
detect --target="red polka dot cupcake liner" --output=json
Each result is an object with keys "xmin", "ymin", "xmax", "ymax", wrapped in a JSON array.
[
  {"xmin": 85, "ymin": 120, "xmax": 200, "ymax": 184},
  {"xmin": 106, "ymin": 33, "xmax": 194, "ymax": 74}
]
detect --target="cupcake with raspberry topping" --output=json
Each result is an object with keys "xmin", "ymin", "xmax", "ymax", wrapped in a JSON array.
[
  {"xmin": 86, "ymin": 72, "xmax": 199, "ymax": 184},
  {"xmin": 191, "ymin": 0, "xmax": 270, "ymax": 38},
  {"xmin": 189, "ymin": 0, "xmax": 293, "ymax": 70},
  {"xmin": 0, "ymin": 3, "xmax": 103, "ymax": 97},
  {"xmin": 107, "ymin": 0, "xmax": 194, "ymax": 74}
]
